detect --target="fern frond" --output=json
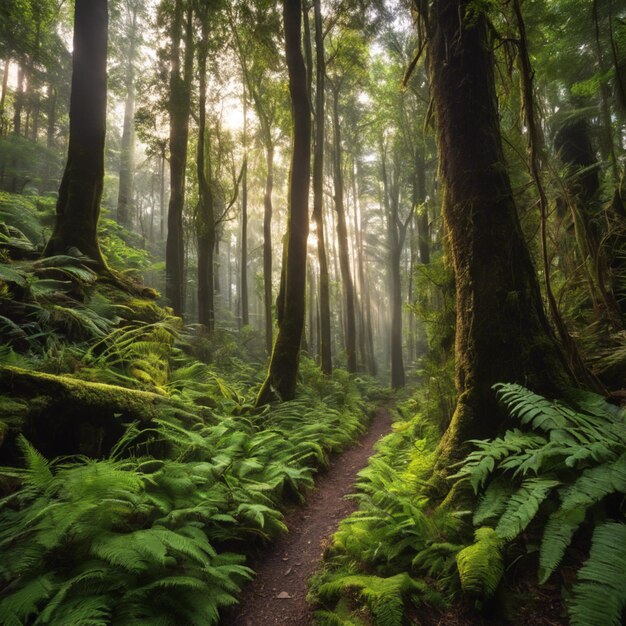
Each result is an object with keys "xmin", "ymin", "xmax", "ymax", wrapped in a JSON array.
[
  {"xmin": 495, "ymin": 383, "xmax": 567, "ymax": 432},
  {"xmin": 318, "ymin": 573, "xmax": 423, "ymax": 626},
  {"xmin": 17, "ymin": 436, "xmax": 53, "ymax": 489},
  {"xmin": 456, "ymin": 527, "xmax": 504, "ymax": 599},
  {"xmin": 495, "ymin": 478, "xmax": 559, "ymax": 541},
  {"xmin": 0, "ymin": 574, "xmax": 55, "ymax": 622},
  {"xmin": 538, "ymin": 507, "xmax": 586, "ymax": 584},
  {"xmin": 569, "ymin": 522, "xmax": 626, "ymax": 626},
  {"xmin": 473, "ymin": 481, "xmax": 515, "ymax": 526}
]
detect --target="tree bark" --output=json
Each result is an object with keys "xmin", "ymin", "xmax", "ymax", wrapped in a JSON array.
[
  {"xmin": 196, "ymin": 17, "xmax": 215, "ymax": 332},
  {"xmin": 43, "ymin": 83, "xmax": 57, "ymax": 190},
  {"xmin": 165, "ymin": 0, "xmax": 193, "ymax": 317},
  {"xmin": 257, "ymin": 0, "xmax": 311, "ymax": 405},
  {"xmin": 0, "ymin": 58, "xmax": 9, "ymax": 126},
  {"xmin": 263, "ymin": 142, "xmax": 274, "ymax": 352},
  {"xmin": 420, "ymin": 0, "xmax": 570, "ymax": 474},
  {"xmin": 43, "ymin": 0, "xmax": 107, "ymax": 266},
  {"xmin": 116, "ymin": 6, "xmax": 138, "ymax": 227},
  {"xmin": 381, "ymin": 144, "xmax": 406, "ymax": 389},
  {"xmin": 240, "ymin": 83, "xmax": 249, "ymax": 328},
  {"xmin": 330, "ymin": 82, "xmax": 357, "ymax": 372},
  {"xmin": 312, "ymin": 0, "xmax": 332, "ymax": 374}
]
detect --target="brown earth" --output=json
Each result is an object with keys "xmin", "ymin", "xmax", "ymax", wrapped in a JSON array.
[{"xmin": 222, "ymin": 406, "xmax": 393, "ymax": 626}]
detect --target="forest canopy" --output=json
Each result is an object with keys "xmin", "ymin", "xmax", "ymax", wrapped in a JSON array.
[{"xmin": 0, "ymin": 0, "xmax": 625, "ymax": 624}]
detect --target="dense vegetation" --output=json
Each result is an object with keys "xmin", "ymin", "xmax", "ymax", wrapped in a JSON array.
[{"xmin": 1, "ymin": 0, "xmax": 625, "ymax": 624}]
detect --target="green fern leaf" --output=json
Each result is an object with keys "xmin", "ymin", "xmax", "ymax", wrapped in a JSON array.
[
  {"xmin": 456, "ymin": 527, "xmax": 504, "ymax": 599},
  {"xmin": 473, "ymin": 481, "xmax": 515, "ymax": 526},
  {"xmin": 495, "ymin": 478, "xmax": 559, "ymax": 541},
  {"xmin": 569, "ymin": 522, "xmax": 626, "ymax": 626},
  {"xmin": 17, "ymin": 436, "xmax": 53, "ymax": 489},
  {"xmin": 538, "ymin": 507, "xmax": 586, "ymax": 584},
  {"xmin": 0, "ymin": 574, "xmax": 55, "ymax": 622}
]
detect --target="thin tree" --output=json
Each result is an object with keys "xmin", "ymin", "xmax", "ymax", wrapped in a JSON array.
[
  {"xmin": 312, "ymin": 0, "xmax": 333, "ymax": 374},
  {"xmin": 329, "ymin": 79, "xmax": 357, "ymax": 372},
  {"xmin": 195, "ymin": 8, "xmax": 215, "ymax": 331},
  {"xmin": 164, "ymin": 0, "xmax": 193, "ymax": 317},
  {"xmin": 116, "ymin": 1, "xmax": 140, "ymax": 227},
  {"xmin": 256, "ymin": 0, "xmax": 311, "ymax": 405}
]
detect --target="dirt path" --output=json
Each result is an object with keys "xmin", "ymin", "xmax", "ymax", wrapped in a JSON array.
[{"xmin": 222, "ymin": 407, "xmax": 393, "ymax": 626}]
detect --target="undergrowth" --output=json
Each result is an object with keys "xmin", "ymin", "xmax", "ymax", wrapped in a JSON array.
[
  {"xmin": 311, "ymin": 382, "xmax": 626, "ymax": 626},
  {"xmin": 308, "ymin": 392, "xmax": 464, "ymax": 626},
  {"xmin": 453, "ymin": 383, "xmax": 626, "ymax": 626},
  {"xmin": 0, "ymin": 192, "xmax": 380, "ymax": 624}
]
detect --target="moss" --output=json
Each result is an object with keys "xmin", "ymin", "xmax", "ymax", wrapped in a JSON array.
[{"xmin": 0, "ymin": 366, "xmax": 201, "ymax": 460}]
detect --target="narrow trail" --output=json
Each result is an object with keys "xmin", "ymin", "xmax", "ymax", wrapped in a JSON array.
[{"xmin": 223, "ymin": 406, "xmax": 393, "ymax": 626}]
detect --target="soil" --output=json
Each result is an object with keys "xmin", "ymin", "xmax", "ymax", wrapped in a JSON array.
[{"xmin": 222, "ymin": 406, "xmax": 393, "ymax": 626}]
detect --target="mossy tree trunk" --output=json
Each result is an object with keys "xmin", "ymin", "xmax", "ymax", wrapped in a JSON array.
[
  {"xmin": 43, "ymin": 0, "xmax": 107, "ymax": 266},
  {"xmin": 419, "ymin": 0, "xmax": 571, "ymax": 474},
  {"xmin": 256, "ymin": 0, "xmax": 311, "ymax": 405}
]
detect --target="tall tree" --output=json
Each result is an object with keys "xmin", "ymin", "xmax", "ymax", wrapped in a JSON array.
[
  {"xmin": 329, "ymin": 77, "xmax": 357, "ymax": 372},
  {"xmin": 380, "ymin": 138, "xmax": 413, "ymax": 389},
  {"xmin": 115, "ymin": 0, "xmax": 142, "ymax": 227},
  {"xmin": 257, "ymin": 0, "xmax": 311, "ymax": 404},
  {"xmin": 164, "ymin": 0, "xmax": 194, "ymax": 317},
  {"xmin": 415, "ymin": 0, "xmax": 571, "ymax": 477},
  {"xmin": 43, "ymin": 0, "xmax": 107, "ymax": 265},
  {"xmin": 195, "ymin": 5, "xmax": 215, "ymax": 331},
  {"xmin": 240, "ymin": 83, "xmax": 249, "ymax": 327},
  {"xmin": 312, "ymin": 0, "xmax": 333, "ymax": 374}
]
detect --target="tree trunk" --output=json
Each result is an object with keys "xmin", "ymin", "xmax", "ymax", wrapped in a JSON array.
[
  {"xmin": 116, "ymin": 6, "xmax": 138, "ymax": 227},
  {"xmin": 421, "ymin": 0, "xmax": 570, "ymax": 473},
  {"xmin": 165, "ymin": 0, "xmax": 193, "ymax": 317},
  {"xmin": 381, "ymin": 146, "xmax": 406, "ymax": 389},
  {"xmin": 196, "ymin": 19, "xmax": 215, "ymax": 332},
  {"xmin": 13, "ymin": 64, "xmax": 24, "ymax": 136},
  {"xmin": 240, "ymin": 84, "xmax": 249, "ymax": 328},
  {"xmin": 43, "ymin": 83, "xmax": 57, "ymax": 190},
  {"xmin": 43, "ymin": 0, "xmax": 107, "ymax": 266},
  {"xmin": 0, "ymin": 58, "xmax": 9, "ymax": 125},
  {"xmin": 331, "ymin": 83, "xmax": 357, "ymax": 372},
  {"xmin": 313, "ymin": 0, "xmax": 332, "ymax": 374},
  {"xmin": 415, "ymin": 149, "xmax": 430, "ymax": 264},
  {"xmin": 257, "ymin": 0, "xmax": 311, "ymax": 405},
  {"xmin": 263, "ymin": 142, "xmax": 274, "ymax": 352},
  {"xmin": 159, "ymin": 146, "xmax": 165, "ymax": 239}
]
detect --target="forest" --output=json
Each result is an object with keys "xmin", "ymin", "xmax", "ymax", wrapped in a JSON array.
[{"xmin": 0, "ymin": 0, "xmax": 625, "ymax": 624}]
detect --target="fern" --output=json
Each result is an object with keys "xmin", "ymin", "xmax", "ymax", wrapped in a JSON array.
[
  {"xmin": 473, "ymin": 480, "xmax": 515, "ymax": 526},
  {"xmin": 494, "ymin": 478, "xmax": 559, "ymax": 541},
  {"xmin": 538, "ymin": 507, "xmax": 586, "ymax": 583},
  {"xmin": 455, "ymin": 527, "xmax": 504, "ymax": 599},
  {"xmin": 454, "ymin": 383, "xmax": 626, "ymax": 617},
  {"xmin": 569, "ymin": 522, "xmax": 626, "ymax": 626},
  {"xmin": 318, "ymin": 573, "xmax": 423, "ymax": 626}
]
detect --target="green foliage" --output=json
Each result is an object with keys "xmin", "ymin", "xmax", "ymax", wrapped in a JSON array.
[
  {"xmin": 317, "ymin": 573, "xmax": 425, "ymax": 626},
  {"xmin": 569, "ymin": 522, "xmax": 626, "ymax": 626},
  {"xmin": 0, "ymin": 443, "xmax": 252, "ymax": 625},
  {"xmin": 0, "ymin": 357, "xmax": 369, "ymax": 623},
  {"xmin": 455, "ymin": 527, "xmax": 504, "ymax": 599},
  {"xmin": 453, "ymin": 383, "xmax": 626, "ymax": 618},
  {"xmin": 309, "ymin": 404, "xmax": 460, "ymax": 623}
]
